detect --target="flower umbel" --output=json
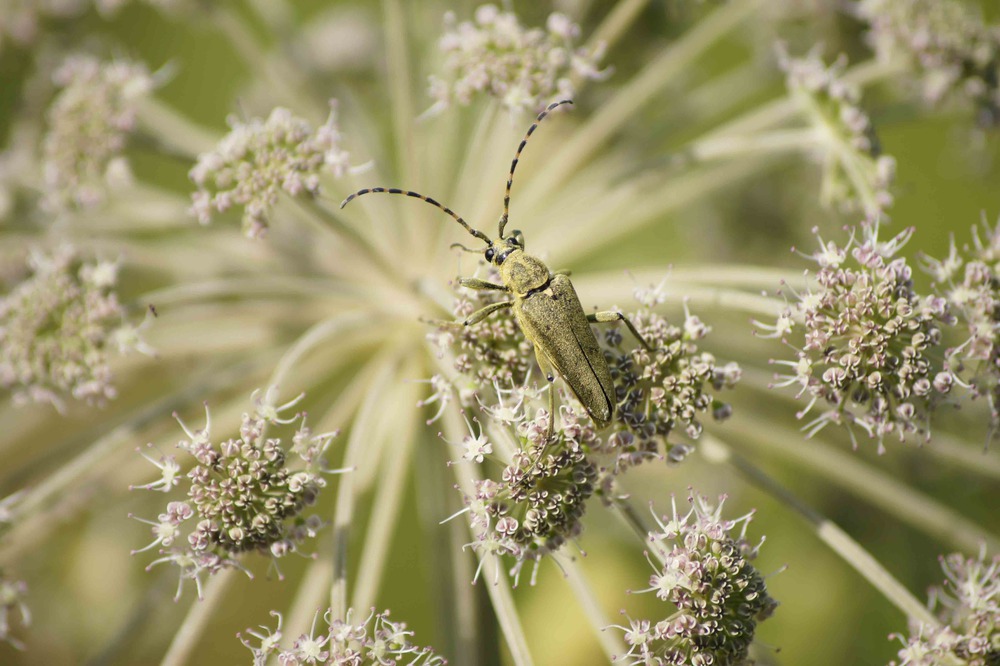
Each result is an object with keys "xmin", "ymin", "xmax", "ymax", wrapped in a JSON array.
[
  {"xmin": 594, "ymin": 298, "xmax": 739, "ymax": 470},
  {"xmin": 0, "ymin": 245, "xmax": 148, "ymax": 411},
  {"xmin": 189, "ymin": 104, "xmax": 353, "ymax": 238},
  {"xmin": 778, "ymin": 45, "xmax": 896, "ymax": 216},
  {"xmin": 609, "ymin": 492, "xmax": 778, "ymax": 666},
  {"xmin": 459, "ymin": 406, "xmax": 598, "ymax": 586},
  {"xmin": 130, "ymin": 389, "xmax": 337, "ymax": 599},
  {"xmin": 890, "ymin": 548, "xmax": 1000, "ymax": 666},
  {"xmin": 426, "ymin": 4, "xmax": 607, "ymax": 116},
  {"xmin": 922, "ymin": 218, "xmax": 1000, "ymax": 434},
  {"xmin": 767, "ymin": 223, "xmax": 955, "ymax": 451},
  {"xmin": 41, "ymin": 54, "xmax": 152, "ymax": 211},
  {"xmin": 857, "ymin": 0, "xmax": 1000, "ymax": 126},
  {"xmin": 239, "ymin": 607, "xmax": 446, "ymax": 666}
]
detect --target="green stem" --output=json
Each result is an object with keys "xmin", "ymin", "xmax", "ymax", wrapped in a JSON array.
[
  {"xmin": 440, "ymin": 408, "xmax": 534, "ymax": 666},
  {"xmin": 351, "ymin": 362, "xmax": 421, "ymax": 609},
  {"xmin": 161, "ymin": 568, "xmax": 237, "ymax": 666},
  {"xmin": 381, "ymin": 0, "xmax": 422, "ymax": 255},
  {"xmin": 329, "ymin": 348, "xmax": 402, "ymax": 618},
  {"xmin": 585, "ymin": 0, "xmax": 651, "ymax": 58},
  {"xmin": 731, "ymin": 415, "xmax": 1000, "ymax": 554},
  {"xmin": 556, "ymin": 555, "xmax": 628, "ymax": 659},
  {"xmin": 920, "ymin": 432, "xmax": 1000, "ymax": 480},
  {"xmin": 521, "ymin": 0, "xmax": 763, "ymax": 211},
  {"xmin": 207, "ymin": 5, "xmax": 324, "ymax": 122},
  {"xmin": 700, "ymin": 435, "xmax": 940, "ymax": 628},
  {"xmin": 136, "ymin": 97, "xmax": 218, "ymax": 160}
]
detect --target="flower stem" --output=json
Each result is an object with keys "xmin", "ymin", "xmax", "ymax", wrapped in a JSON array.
[
  {"xmin": 136, "ymin": 97, "xmax": 218, "ymax": 161},
  {"xmin": 161, "ymin": 568, "xmax": 237, "ymax": 666},
  {"xmin": 441, "ymin": 408, "xmax": 534, "ymax": 665},
  {"xmin": 329, "ymin": 348, "xmax": 403, "ymax": 618},
  {"xmin": 555, "ymin": 554, "xmax": 629, "ymax": 659},
  {"xmin": 700, "ymin": 434, "xmax": 940, "ymax": 627},
  {"xmin": 585, "ymin": 0, "xmax": 651, "ymax": 58},
  {"xmin": 730, "ymin": 414, "xmax": 1000, "ymax": 554},
  {"xmin": 351, "ymin": 361, "xmax": 422, "ymax": 610},
  {"xmin": 521, "ymin": 0, "xmax": 764, "ymax": 211}
]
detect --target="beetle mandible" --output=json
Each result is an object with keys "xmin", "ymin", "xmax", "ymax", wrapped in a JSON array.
[{"xmin": 341, "ymin": 99, "xmax": 651, "ymax": 429}]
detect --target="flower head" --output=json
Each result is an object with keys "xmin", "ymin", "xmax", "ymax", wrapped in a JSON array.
[
  {"xmin": 239, "ymin": 607, "xmax": 445, "ymax": 666},
  {"xmin": 890, "ymin": 548, "xmax": 1000, "ymax": 666},
  {"xmin": 0, "ymin": 245, "xmax": 150, "ymax": 411},
  {"xmin": 610, "ymin": 492, "xmax": 778, "ymax": 665},
  {"xmin": 778, "ymin": 45, "xmax": 895, "ymax": 216},
  {"xmin": 41, "ymin": 54, "xmax": 152, "ymax": 211},
  {"xmin": 189, "ymin": 104, "xmax": 353, "ymax": 238},
  {"xmin": 461, "ymin": 406, "xmax": 598, "ymax": 585},
  {"xmin": 426, "ymin": 4, "xmax": 607, "ymax": 116},
  {"xmin": 130, "ymin": 389, "xmax": 338, "ymax": 598},
  {"xmin": 767, "ymin": 223, "xmax": 955, "ymax": 451},
  {"xmin": 922, "ymin": 218, "xmax": 1000, "ymax": 433},
  {"xmin": 858, "ymin": 0, "xmax": 1000, "ymax": 127},
  {"xmin": 594, "ymin": 300, "xmax": 739, "ymax": 471}
]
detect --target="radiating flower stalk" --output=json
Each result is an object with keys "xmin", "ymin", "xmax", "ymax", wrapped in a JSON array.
[{"xmin": 0, "ymin": 1, "xmax": 998, "ymax": 664}]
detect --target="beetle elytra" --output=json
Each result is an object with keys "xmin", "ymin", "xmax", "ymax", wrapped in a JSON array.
[{"xmin": 341, "ymin": 99, "xmax": 651, "ymax": 429}]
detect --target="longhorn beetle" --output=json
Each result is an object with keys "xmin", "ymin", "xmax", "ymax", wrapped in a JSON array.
[{"xmin": 341, "ymin": 99, "xmax": 651, "ymax": 430}]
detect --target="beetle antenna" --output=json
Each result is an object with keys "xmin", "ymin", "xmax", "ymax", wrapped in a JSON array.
[
  {"xmin": 449, "ymin": 242, "xmax": 482, "ymax": 253},
  {"xmin": 341, "ymin": 187, "xmax": 491, "ymax": 245},
  {"xmin": 498, "ymin": 99, "xmax": 573, "ymax": 239}
]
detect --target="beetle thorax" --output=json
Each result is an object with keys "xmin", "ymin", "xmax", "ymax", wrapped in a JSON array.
[{"xmin": 498, "ymin": 249, "xmax": 550, "ymax": 295}]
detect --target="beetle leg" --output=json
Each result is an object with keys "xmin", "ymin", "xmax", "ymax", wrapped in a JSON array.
[
  {"xmin": 422, "ymin": 300, "xmax": 513, "ymax": 329},
  {"xmin": 460, "ymin": 300, "xmax": 514, "ymax": 326},
  {"xmin": 588, "ymin": 311, "xmax": 653, "ymax": 350},
  {"xmin": 458, "ymin": 277, "xmax": 509, "ymax": 292}
]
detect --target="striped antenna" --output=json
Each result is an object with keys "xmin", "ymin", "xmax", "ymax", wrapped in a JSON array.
[
  {"xmin": 498, "ymin": 99, "xmax": 573, "ymax": 239},
  {"xmin": 341, "ymin": 187, "xmax": 491, "ymax": 245}
]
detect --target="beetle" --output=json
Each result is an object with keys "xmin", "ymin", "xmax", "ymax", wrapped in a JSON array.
[{"xmin": 341, "ymin": 99, "xmax": 650, "ymax": 429}]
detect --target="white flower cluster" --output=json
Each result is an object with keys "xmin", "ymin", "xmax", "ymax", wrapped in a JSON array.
[
  {"xmin": 189, "ymin": 105, "xmax": 352, "ymax": 238},
  {"xmin": 778, "ymin": 46, "xmax": 895, "ymax": 215},
  {"xmin": 427, "ymin": 4, "xmax": 607, "ymax": 115},
  {"xmin": 41, "ymin": 54, "xmax": 152, "ymax": 211}
]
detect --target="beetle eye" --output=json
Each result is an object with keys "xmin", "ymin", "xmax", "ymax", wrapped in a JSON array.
[{"xmin": 485, "ymin": 248, "xmax": 495, "ymax": 262}]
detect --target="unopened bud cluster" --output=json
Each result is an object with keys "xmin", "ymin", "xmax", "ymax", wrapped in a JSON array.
[
  {"xmin": 42, "ymin": 54, "xmax": 152, "ymax": 211},
  {"xmin": 426, "ymin": 4, "xmax": 607, "ymax": 115},
  {"xmin": 766, "ymin": 224, "xmax": 955, "ymax": 451},
  {"xmin": 858, "ymin": 0, "xmax": 1000, "ymax": 127},
  {"xmin": 611, "ymin": 493, "xmax": 777, "ymax": 666},
  {"xmin": 460, "ymin": 407, "xmax": 598, "ymax": 585},
  {"xmin": 890, "ymin": 548, "xmax": 999, "ymax": 666},
  {"xmin": 778, "ymin": 46, "xmax": 895, "ymax": 214},
  {"xmin": 130, "ymin": 389, "xmax": 336, "ymax": 599},
  {"xmin": 0, "ymin": 245, "xmax": 149, "ymax": 411},
  {"xmin": 189, "ymin": 104, "xmax": 352, "ymax": 238},
  {"xmin": 239, "ymin": 607, "xmax": 445, "ymax": 666}
]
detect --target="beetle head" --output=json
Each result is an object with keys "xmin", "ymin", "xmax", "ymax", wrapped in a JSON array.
[{"xmin": 485, "ymin": 230, "xmax": 524, "ymax": 266}]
